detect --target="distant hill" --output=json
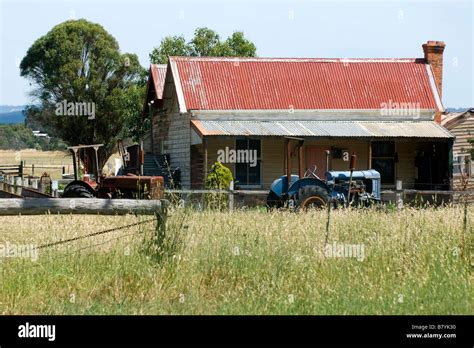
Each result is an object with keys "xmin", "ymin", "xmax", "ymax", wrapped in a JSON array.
[
  {"xmin": 0, "ymin": 110, "xmax": 25, "ymax": 124},
  {"xmin": 0, "ymin": 105, "xmax": 26, "ymax": 124},
  {"xmin": 445, "ymin": 107, "xmax": 472, "ymax": 113},
  {"xmin": 0, "ymin": 124, "xmax": 65, "ymax": 151},
  {"xmin": 0, "ymin": 105, "xmax": 26, "ymax": 113}
]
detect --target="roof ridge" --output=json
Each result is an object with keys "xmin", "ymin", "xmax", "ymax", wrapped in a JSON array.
[{"xmin": 168, "ymin": 56, "xmax": 423, "ymax": 63}]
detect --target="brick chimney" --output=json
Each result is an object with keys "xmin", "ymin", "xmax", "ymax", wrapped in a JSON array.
[{"xmin": 423, "ymin": 41, "xmax": 445, "ymax": 123}]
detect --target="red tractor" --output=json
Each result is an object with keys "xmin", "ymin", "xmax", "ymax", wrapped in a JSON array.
[{"xmin": 62, "ymin": 144, "xmax": 164, "ymax": 199}]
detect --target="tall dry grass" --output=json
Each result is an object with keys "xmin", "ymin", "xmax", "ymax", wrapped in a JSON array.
[{"xmin": 0, "ymin": 206, "xmax": 472, "ymax": 314}]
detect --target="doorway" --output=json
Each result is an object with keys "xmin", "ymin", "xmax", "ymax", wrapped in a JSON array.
[{"xmin": 305, "ymin": 146, "xmax": 330, "ymax": 178}]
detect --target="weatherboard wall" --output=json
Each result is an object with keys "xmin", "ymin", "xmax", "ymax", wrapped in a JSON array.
[{"xmin": 198, "ymin": 137, "xmax": 427, "ymax": 190}]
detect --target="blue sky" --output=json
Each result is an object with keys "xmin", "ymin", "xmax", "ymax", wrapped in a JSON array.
[{"xmin": 0, "ymin": 0, "xmax": 472, "ymax": 107}]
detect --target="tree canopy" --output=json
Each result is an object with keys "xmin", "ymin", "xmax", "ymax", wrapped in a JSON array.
[
  {"xmin": 150, "ymin": 27, "xmax": 257, "ymax": 64},
  {"xmin": 20, "ymin": 19, "xmax": 146, "ymax": 168}
]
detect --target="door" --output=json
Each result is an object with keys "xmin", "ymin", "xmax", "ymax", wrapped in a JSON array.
[{"xmin": 305, "ymin": 146, "xmax": 330, "ymax": 179}]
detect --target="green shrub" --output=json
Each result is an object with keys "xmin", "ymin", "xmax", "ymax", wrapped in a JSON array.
[
  {"xmin": 205, "ymin": 162, "xmax": 233, "ymax": 189},
  {"xmin": 205, "ymin": 162, "xmax": 233, "ymax": 210}
]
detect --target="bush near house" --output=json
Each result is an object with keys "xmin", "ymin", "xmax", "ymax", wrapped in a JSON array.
[{"xmin": 205, "ymin": 162, "xmax": 234, "ymax": 210}]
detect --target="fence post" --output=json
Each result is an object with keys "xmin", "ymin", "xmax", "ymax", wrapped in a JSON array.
[
  {"xmin": 32, "ymin": 164, "xmax": 35, "ymax": 177},
  {"xmin": 154, "ymin": 205, "xmax": 167, "ymax": 246},
  {"xmin": 31, "ymin": 178, "xmax": 38, "ymax": 190},
  {"xmin": 396, "ymin": 180, "xmax": 403, "ymax": 209},
  {"xmin": 9, "ymin": 176, "xmax": 14, "ymax": 194},
  {"xmin": 462, "ymin": 196, "xmax": 468, "ymax": 261},
  {"xmin": 228, "ymin": 181, "xmax": 234, "ymax": 210},
  {"xmin": 14, "ymin": 176, "xmax": 22, "ymax": 196},
  {"xmin": 52, "ymin": 180, "xmax": 59, "ymax": 197},
  {"xmin": 324, "ymin": 199, "xmax": 331, "ymax": 246}
]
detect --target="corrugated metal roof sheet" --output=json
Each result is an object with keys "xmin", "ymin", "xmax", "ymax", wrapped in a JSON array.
[
  {"xmin": 170, "ymin": 57, "xmax": 441, "ymax": 112},
  {"xmin": 150, "ymin": 64, "xmax": 167, "ymax": 99},
  {"xmin": 441, "ymin": 109, "xmax": 474, "ymax": 129},
  {"xmin": 191, "ymin": 120, "xmax": 453, "ymax": 138}
]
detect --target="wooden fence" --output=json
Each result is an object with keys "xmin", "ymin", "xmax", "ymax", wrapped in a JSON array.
[
  {"xmin": 0, "ymin": 198, "xmax": 167, "ymax": 216},
  {"xmin": 0, "ymin": 163, "xmax": 23, "ymax": 177},
  {"xmin": 0, "ymin": 162, "xmax": 72, "ymax": 178},
  {"xmin": 165, "ymin": 188, "xmax": 474, "ymax": 209}
]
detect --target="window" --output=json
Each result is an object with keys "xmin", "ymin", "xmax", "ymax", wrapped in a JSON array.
[
  {"xmin": 235, "ymin": 139, "xmax": 261, "ymax": 187},
  {"xmin": 453, "ymin": 153, "xmax": 472, "ymax": 177},
  {"xmin": 371, "ymin": 141, "xmax": 396, "ymax": 185}
]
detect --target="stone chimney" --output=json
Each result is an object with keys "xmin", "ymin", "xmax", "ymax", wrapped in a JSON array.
[{"xmin": 422, "ymin": 41, "xmax": 446, "ymax": 98}]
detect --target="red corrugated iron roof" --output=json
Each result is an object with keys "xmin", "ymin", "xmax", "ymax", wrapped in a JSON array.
[
  {"xmin": 150, "ymin": 64, "xmax": 167, "ymax": 99},
  {"xmin": 169, "ymin": 57, "xmax": 443, "ymax": 112}
]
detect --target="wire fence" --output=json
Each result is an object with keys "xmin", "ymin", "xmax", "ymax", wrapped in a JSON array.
[
  {"xmin": 163, "ymin": 188, "xmax": 474, "ymax": 210},
  {"xmin": 53, "ymin": 229, "xmax": 149, "ymax": 259},
  {"xmin": 32, "ymin": 217, "xmax": 157, "ymax": 251}
]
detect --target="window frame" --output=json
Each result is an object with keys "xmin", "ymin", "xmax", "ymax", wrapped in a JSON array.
[
  {"xmin": 234, "ymin": 138, "xmax": 262, "ymax": 188},
  {"xmin": 371, "ymin": 141, "xmax": 397, "ymax": 186},
  {"xmin": 453, "ymin": 153, "xmax": 472, "ymax": 177}
]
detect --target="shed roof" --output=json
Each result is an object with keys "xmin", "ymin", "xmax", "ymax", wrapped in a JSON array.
[
  {"xmin": 191, "ymin": 120, "xmax": 453, "ymax": 139},
  {"xmin": 441, "ymin": 108, "xmax": 474, "ymax": 129}
]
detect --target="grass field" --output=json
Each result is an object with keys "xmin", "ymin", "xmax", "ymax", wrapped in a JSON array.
[
  {"xmin": 0, "ymin": 206, "xmax": 472, "ymax": 315},
  {"xmin": 0, "ymin": 149, "xmax": 121, "ymax": 179},
  {"xmin": 0, "ymin": 149, "xmax": 71, "ymax": 165},
  {"xmin": 0, "ymin": 149, "xmax": 72, "ymax": 179}
]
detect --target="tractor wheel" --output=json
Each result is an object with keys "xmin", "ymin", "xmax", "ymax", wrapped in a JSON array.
[
  {"xmin": 62, "ymin": 184, "xmax": 94, "ymax": 198},
  {"xmin": 296, "ymin": 186, "xmax": 330, "ymax": 210},
  {"xmin": 266, "ymin": 191, "xmax": 283, "ymax": 210}
]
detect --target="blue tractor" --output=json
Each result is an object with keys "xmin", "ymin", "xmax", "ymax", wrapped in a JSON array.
[{"xmin": 267, "ymin": 138, "xmax": 381, "ymax": 210}]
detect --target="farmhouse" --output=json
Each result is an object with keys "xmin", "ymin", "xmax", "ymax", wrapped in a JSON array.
[
  {"xmin": 144, "ymin": 41, "xmax": 454, "ymax": 193},
  {"xmin": 441, "ymin": 108, "xmax": 474, "ymax": 192}
]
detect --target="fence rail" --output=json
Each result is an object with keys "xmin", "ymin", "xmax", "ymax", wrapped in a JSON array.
[
  {"xmin": 166, "ymin": 189, "xmax": 268, "ymax": 195},
  {"xmin": 0, "ymin": 163, "xmax": 23, "ymax": 176},
  {"xmin": 0, "ymin": 198, "xmax": 168, "ymax": 216},
  {"xmin": 0, "ymin": 162, "xmax": 72, "ymax": 179},
  {"xmin": 165, "ymin": 188, "xmax": 474, "ymax": 209},
  {"xmin": 382, "ymin": 189, "xmax": 474, "ymax": 195}
]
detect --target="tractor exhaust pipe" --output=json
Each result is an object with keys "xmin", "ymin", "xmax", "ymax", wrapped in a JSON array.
[
  {"xmin": 284, "ymin": 137, "xmax": 305, "ymax": 195},
  {"xmin": 325, "ymin": 150, "xmax": 331, "ymax": 173},
  {"xmin": 298, "ymin": 140, "xmax": 304, "ymax": 179}
]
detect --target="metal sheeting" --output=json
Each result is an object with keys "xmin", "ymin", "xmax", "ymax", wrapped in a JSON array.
[
  {"xmin": 150, "ymin": 64, "xmax": 167, "ymax": 99},
  {"xmin": 191, "ymin": 120, "xmax": 453, "ymax": 139},
  {"xmin": 171, "ymin": 57, "xmax": 439, "ymax": 111}
]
